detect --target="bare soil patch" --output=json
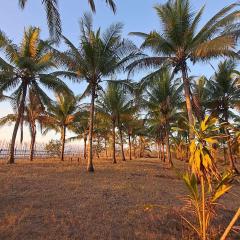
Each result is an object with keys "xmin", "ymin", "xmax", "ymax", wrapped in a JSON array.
[{"xmin": 0, "ymin": 158, "xmax": 239, "ymax": 239}]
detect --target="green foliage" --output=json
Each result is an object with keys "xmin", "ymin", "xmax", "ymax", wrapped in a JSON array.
[
  {"xmin": 183, "ymin": 116, "xmax": 234, "ymax": 240},
  {"xmin": 45, "ymin": 139, "xmax": 61, "ymax": 157}
]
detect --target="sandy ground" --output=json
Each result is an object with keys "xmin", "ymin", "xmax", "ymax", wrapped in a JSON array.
[{"xmin": 0, "ymin": 158, "xmax": 239, "ymax": 240}]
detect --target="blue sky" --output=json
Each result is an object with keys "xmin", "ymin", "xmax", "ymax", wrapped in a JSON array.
[{"xmin": 0, "ymin": 0, "xmax": 237, "ymax": 144}]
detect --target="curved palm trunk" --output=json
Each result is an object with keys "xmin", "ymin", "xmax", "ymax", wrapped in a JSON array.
[
  {"xmin": 87, "ymin": 85, "xmax": 96, "ymax": 172},
  {"xmin": 119, "ymin": 126, "xmax": 126, "ymax": 161},
  {"xmin": 29, "ymin": 123, "xmax": 36, "ymax": 162},
  {"xmin": 60, "ymin": 125, "xmax": 66, "ymax": 161},
  {"xmin": 83, "ymin": 135, "xmax": 87, "ymax": 160},
  {"xmin": 181, "ymin": 65, "xmax": 194, "ymax": 140},
  {"xmin": 128, "ymin": 134, "xmax": 132, "ymax": 160},
  {"xmin": 165, "ymin": 128, "xmax": 173, "ymax": 167},
  {"xmin": 8, "ymin": 84, "xmax": 27, "ymax": 164},
  {"xmin": 112, "ymin": 120, "xmax": 116, "ymax": 164}
]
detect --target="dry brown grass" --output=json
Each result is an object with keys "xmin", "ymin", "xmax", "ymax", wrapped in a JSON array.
[{"xmin": 0, "ymin": 158, "xmax": 239, "ymax": 240}]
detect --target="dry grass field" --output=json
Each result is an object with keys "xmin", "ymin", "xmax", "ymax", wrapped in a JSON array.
[{"xmin": 0, "ymin": 158, "xmax": 239, "ymax": 240}]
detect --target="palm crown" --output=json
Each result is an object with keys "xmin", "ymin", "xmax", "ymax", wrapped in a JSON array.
[
  {"xmin": 18, "ymin": 0, "xmax": 117, "ymax": 41},
  {"xmin": 128, "ymin": 0, "xmax": 240, "ymax": 139},
  {"xmin": 0, "ymin": 27, "xmax": 70, "ymax": 163}
]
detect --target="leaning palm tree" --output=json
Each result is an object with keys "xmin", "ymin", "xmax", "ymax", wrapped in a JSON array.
[
  {"xmin": 128, "ymin": 0, "xmax": 240, "ymax": 139},
  {"xmin": 0, "ymin": 91, "xmax": 45, "ymax": 161},
  {"xmin": 42, "ymin": 93, "xmax": 82, "ymax": 161},
  {"xmin": 96, "ymin": 82, "xmax": 135, "ymax": 163},
  {"xmin": 207, "ymin": 60, "xmax": 240, "ymax": 173},
  {"xmin": 144, "ymin": 67, "xmax": 182, "ymax": 167},
  {"xmin": 18, "ymin": 0, "xmax": 116, "ymax": 41},
  {"xmin": 0, "ymin": 27, "xmax": 70, "ymax": 164},
  {"xmin": 54, "ymin": 14, "xmax": 139, "ymax": 171}
]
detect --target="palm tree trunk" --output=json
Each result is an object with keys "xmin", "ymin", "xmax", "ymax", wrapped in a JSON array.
[
  {"xmin": 87, "ymin": 85, "xmax": 96, "ymax": 172},
  {"xmin": 161, "ymin": 142, "xmax": 165, "ymax": 162},
  {"xmin": 225, "ymin": 128, "xmax": 238, "ymax": 173},
  {"xmin": 165, "ymin": 128, "xmax": 173, "ymax": 167},
  {"xmin": 8, "ymin": 84, "xmax": 27, "ymax": 164},
  {"xmin": 157, "ymin": 141, "xmax": 161, "ymax": 160},
  {"xmin": 133, "ymin": 139, "xmax": 136, "ymax": 159},
  {"xmin": 112, "ymin": 120, "xmax": 116, "ymax": 164},
  {"xmin": 83, "ymin": 136, "xmax": 87, "ymax": 160},
  {"xmin": 29, "ymin": 123, "xmax": 36, "ymax": 162},
  {"xmin": 181, "ymin": 64, "xmax": 194, "ymax": 140},
  {"xmin": 105, "ymin": 138, "xmax": 108, "ymax": 158},
  {"xmin": 119, "ymin": 125, "xmax": 126, "ymax": 161},
  {"xmin": 60, "ymin": 125, "xmax": 66, "ymax": 161},
  {"xmin": 128, "ymin": 134, "xmax": 132, "ymax": 160},
  {"xmin": 223, "ymin": 111, "xmax": 239, "ymax": 173},
  {"xmin": 139, "ymin": 137, "xmax": 143, "ymax": 158}
]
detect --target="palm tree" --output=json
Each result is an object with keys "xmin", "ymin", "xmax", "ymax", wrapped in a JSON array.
[
  {"xmin": 42, "ymin": 93, "xmax": 82, "ymax": 161},
  {"xmin": 0, "ymin": 91, "xmax": 45, "ymax": 161},
  {"xmin": 0, "ymin": 27, "xmax": 70, "ymax": 164},
  {"xmin": 144, "ymin": 67, "xmax": 182, "ymax": 166},
  {"xmin": 54, "ymin": 14, "xmax": 139, "ymax": 171},
  {"xmin": 18, "ymin": 0, "xmax": 116, "ymax": 41},
  {"xmin": 25, "ymin": 91, "xmax": 45, "ymax": 161},
  {"xmin": 207, "ymin": 60, "xmax": 240, "ymax": 173},
  {"xmin": 68, "ymin": 111, "xmax": 89, "ymax": 160},
  {"xmin": 122, "ymin": 116, "xmax": 140, "ymax": 161},
  {"xmin": 128, "ymin": 0, "xmax": 240, "ymax": 139},
  {"xmin": 96, "ymin": 82, "xmax": 135, "ymax": 163},
  {"xmin": 191, "ymin": 76, "xmax": 210, "ymax": 121}
]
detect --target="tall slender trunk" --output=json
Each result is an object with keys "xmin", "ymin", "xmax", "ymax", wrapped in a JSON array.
[
  {"xmin": 225, "ymin": 128, "xmax": 238, "ymax": 173},
  {"xmin": 139, "ymin": 137, "xmax": 143, "ymax": 158},
  {"xmin": 112, "ymin": 120, "xmax": 116, "ymax": 164},
  {"xmin": 223, "ymin": 110, "xmax": 239, "ymax": 173},
  {"xmin": 165, "ymin": 128, "xmax": 173, "ymax": 167},
  {"xmin": 87, "ymin": 85, "xmax": 96, "ymax": 172},
  {"xmin": 29, "ymin": 123, "xmax": 36, "ymax": 162},
  {"xmin": 60, "ymin": 125, "xmax": 66, "ymax": 161},
  {"xmin": 181, "ymin": 64, "xmax": 194, "ymax": 140},
  {"xmin": 161, "ymin": 142, "xmax": 165, "ymax": 162},
  {"xmin": 157, "ymin": 141, "xmax": 161, "ymax": 160},
  {"xmin": 119, "ymin": 125, "xmax": 126, "ymax": 161},
  {"xmin": 8, "ymin": 84, "xmax": 27, "ymax": 164},
  {"xmin": 133, "ymin": 139, "xmax": 136, "ymax": 159},
  {"xmin": 128, "ymin": 134, "xmax": 132, "ymax": 160},
  {"xmin": 105, "ymin": 138, "xmax": 108, "ymax": 158},
  {"xmin": 83, "ymin": 136, "xmax": 87, "ymax": 160}
]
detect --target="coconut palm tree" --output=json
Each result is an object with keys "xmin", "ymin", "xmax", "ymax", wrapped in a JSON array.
[
  {"xmin": 68, "ymin": 110, "xmax": 89, "ymax": 160},
  {"xmin": 54, "ymin": 14, "xmax": 139, "ymax": 171},
  {"xmin": 42, "ymin": 93, "xmax": 82, "ymax": 161},
  {"xmin": 24, "ymin": 90, "xmax": 45, "ymax": 161},
  {"xmin": 128, "ymin": 0, "xmax": 240, "ymax": 139},
  {"xmin": 0, "ymin": 91, "xmax": 45, "ymax": 161},
  {"xmin": 0, "ymin": 27, "xmax": 70, "ymax": 164},
  {"xmin": 96, "ymin": 82, "xmax": 135, "ymax": 163},
  {"xmin": 18, "ymin": 0, "xmax": 116, "ymax": 41},
  {"xmin": 207, "ymin": 60, "xmax": 240, "ymax": 173},
  {"xmin": 144, "ymin": 67, "xmax": 182, "ymax": 166},
  {"xmin": 191, "ymin": 76, "xmax": 210, "ymax": 121},
  {"xmin": 122, "ymin": 116, "xmax": 140, "ymax": 161}
]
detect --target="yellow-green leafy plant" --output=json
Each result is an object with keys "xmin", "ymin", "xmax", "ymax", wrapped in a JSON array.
[{"xmin": 182, "ymin": 115, "xmax": 234, "ymax": 240}]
